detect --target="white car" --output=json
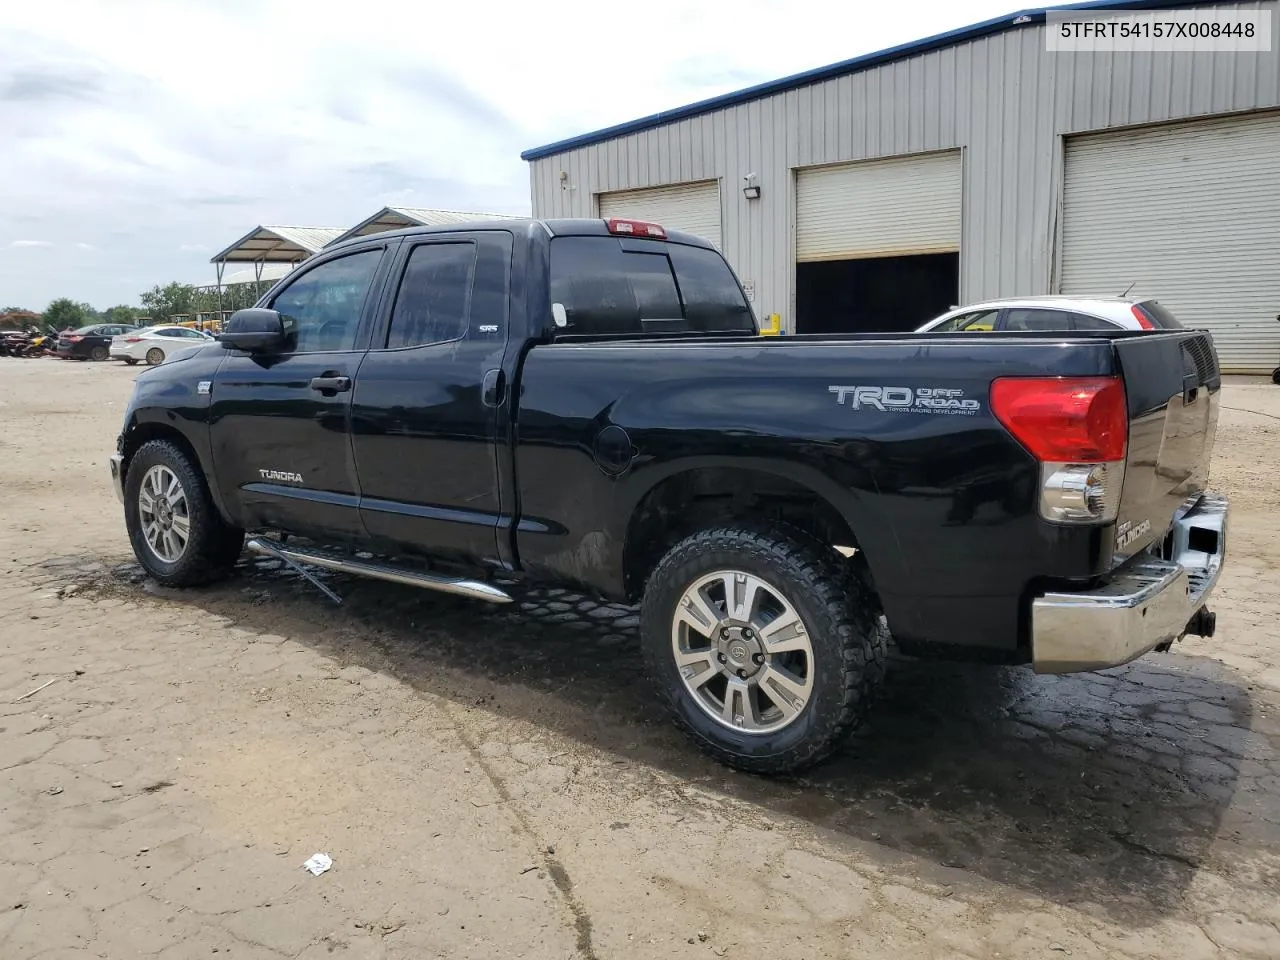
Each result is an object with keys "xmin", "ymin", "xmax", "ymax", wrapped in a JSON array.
[
  {"xmin": 916, "ymin": 296, "xmax": 1184, "ymax": 333},
  {"xmin": 110, "ymin": 325, "xmax": 215, "ymax": 365}
]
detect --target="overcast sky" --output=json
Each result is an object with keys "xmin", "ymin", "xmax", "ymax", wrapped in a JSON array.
[{"xmin": 1, "ymin": 0, "xmax": 1018, "ymax": 309}]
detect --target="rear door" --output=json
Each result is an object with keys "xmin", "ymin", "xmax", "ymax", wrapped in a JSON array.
[
  {"xmin": 209, "ymin": 244, "xmax": 393, "ymax": 540},
  {"xmin": 350, "ymin": 230, "xmax": 513, "ymax": 566},
  {"xmin": 1111, "ymin": 327, "xmax": 1221, "ymax": 562}
]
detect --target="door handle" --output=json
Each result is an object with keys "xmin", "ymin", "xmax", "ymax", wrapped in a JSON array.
[
  {"xmin": 482, "ymin": 368, "xmax": 506, "ymax": 408},
  {"xmin": 310, "ymin": 375, "xmax": 351, "ymax": 393}
]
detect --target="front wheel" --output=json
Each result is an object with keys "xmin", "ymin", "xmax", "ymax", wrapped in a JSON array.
[
  {"xmin": 641, "ymin": 525, "xmax": 886, "ymax": 774},
  {"xmin": 125, "ymin": 358, "xmax": 138, "ymax": 366},
  {"xmin": 124, "ymin": 440, "xmax": 244, "ymax": 586}
]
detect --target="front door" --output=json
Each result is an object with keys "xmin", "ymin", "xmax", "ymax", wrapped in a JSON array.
[
  {"xmin": 351, "ymin": 231, "xmax": 512, "ymax": 566},
  {"xmin": 209, "ymin": 245, "xmax": 391, "ymax": 541}
]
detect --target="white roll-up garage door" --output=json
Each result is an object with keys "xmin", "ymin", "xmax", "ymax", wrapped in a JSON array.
[
  {"xmin": 796, "ymin": 151, "xmax": 962, "ymax": 262},
  {"xmin": 1062, "ymin": 112, "xmax": 1280, "ymax": 374},
  {"xmin": 597, "ymin": 181, "xmax": 722, "ymax": 247}
]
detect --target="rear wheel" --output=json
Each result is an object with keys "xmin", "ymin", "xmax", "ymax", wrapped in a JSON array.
[
  {"xmin": 90, "ymin": 345, "xmax": 108, "ymax": 361},
  {"xmin": 124, "ymin": 440, "xmax": 244, "ymax": 586},
  {"xmin": 145, "ymin": 347, "xmax": 165, "ymax": 366},
  {"xmin": 641, "ymin": 525, "xmax": 886, "ymax": 774}
]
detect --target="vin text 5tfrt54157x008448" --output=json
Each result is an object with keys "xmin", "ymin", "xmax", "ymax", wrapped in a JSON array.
[{"xmin": 106, "ymin": 216, "xmax": 1228, "ymax": 773}]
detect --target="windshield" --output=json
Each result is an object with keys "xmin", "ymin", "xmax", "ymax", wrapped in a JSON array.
[
  {"xmin": 1134, "ymin": 301, "xmax": 1184, "ymax": 330},
  {"xmin": 925, "ymin": 309, "xmax": 998, "ymax": 332}
]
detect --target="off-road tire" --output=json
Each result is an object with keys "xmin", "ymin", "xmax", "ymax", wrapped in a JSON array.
[
  {"xmin": 124, "ymin": 439, "xmax": 244, "ymax": 586},
  {"xmin": 640, "ymin": 524, "xmax": 887, "ymax": 774},
  {"xmin": 145, "ymin": 347, "xmax": 165, "ymax": 366}
]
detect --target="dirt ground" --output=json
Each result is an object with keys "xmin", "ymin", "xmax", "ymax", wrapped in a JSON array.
[{"xmin": 1, "ymin": 358, "xmax": 1278, "ymax": 960}]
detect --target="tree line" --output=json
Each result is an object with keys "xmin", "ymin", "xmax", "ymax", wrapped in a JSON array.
[{"xmin": 0, "ymin": 279, "xmax": 275, "ymax": 332}]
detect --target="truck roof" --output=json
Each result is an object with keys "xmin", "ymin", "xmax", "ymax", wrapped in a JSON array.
[{"xmin": 323, "ymin": 217, "xmax": 720, "ymax": 254}]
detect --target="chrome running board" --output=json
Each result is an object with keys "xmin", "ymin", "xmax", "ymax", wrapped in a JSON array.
[{"xmin": 245, "ymin": 538, "xmax": 514, "ymax": 605}]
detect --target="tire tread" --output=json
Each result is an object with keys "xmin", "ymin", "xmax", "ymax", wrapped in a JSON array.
[
  {"xmin": 641, "ymin": 523, "xmax": 886, "ymax": 774},
  {"xmin": 124, "ymin": 439, "xmax": 243, "ymax": 586}
]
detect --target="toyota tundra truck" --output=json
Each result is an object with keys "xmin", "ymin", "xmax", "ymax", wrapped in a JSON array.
[{"xmin": 108, "ymin": 217, "xmax": 1228, "ymax": 773}]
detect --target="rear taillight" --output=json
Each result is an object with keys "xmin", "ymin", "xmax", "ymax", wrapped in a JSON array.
[
  {"xmin": 124, "ymin": 337, "xmax": 143, "ymax": 343},
  {"xmin": 991, "ymin": 376, "xmax": 1128, "ymax": 524},
  {"xmin": 65, "ymin": 335, "xmax": 83, "ymax": 342},
  {"xmin": 606, "ymin": 217, "xmax": 667, "ymax": 239},
  {"xmin": 1130, "ymin": 304, "xmax": 1156, "ymax": 330}
]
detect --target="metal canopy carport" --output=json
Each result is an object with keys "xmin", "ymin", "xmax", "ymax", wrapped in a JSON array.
[
  {"xmin": 327, "ymin": 207, "xmax": 520, "ymax": 246},
  {"xmin": 208, "ymin": 225, "xmax": 345, "ymax": 318},
  {"xmin": 210, "ymin": 225, "xmax": 346, "ymax": 283}
]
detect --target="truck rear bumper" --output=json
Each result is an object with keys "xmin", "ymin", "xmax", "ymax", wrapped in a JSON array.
[{"xmin": 1032, "ymin": 492, "xmax": 1228, "ymax": 674}]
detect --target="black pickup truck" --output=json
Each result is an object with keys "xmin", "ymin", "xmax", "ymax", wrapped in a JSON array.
[{"xmin": 109, "ymin": 217, "xmax": 1228, "ymax": 773}]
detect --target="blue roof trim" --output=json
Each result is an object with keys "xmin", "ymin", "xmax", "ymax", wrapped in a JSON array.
[{"xmin": 521, "ymin": 0, "xmax": 1224, "ymax": 161}]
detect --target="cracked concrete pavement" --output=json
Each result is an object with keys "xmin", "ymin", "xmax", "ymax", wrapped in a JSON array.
[{"xmin": 1, "ymin": 359, "xmax": 1278, "ymax": 959}]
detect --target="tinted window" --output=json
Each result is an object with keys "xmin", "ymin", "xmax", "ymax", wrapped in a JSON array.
[
  {"xmin": 270, "ymin": 249, "xmax": 382, "ymax": 353},
  {"xmin": 549, "ymin": 237, "xmax": 681, "ymax": 335},
  {"xmin": 667, "ymin": 244, "xmax": 754, "ymax": 333},
  {"xmin": 1003, "ymin": 308, "xmax": 1076, "ymax": 331},
  {"xmin": 1071, "ymin": 313, "xmax": 1120, "ymax": 331},
  {"xmin": 155, "ymin": 328, "xmax": 180, "ymax": 337},
  {"xmin": 386, "ymin": 243, "xmax": 477, "ymax": 349},
  {"xmin": 930, "ymin": 309, "xmax": 997, "ymax": 332},
  {"xmin": 1134, "ymin": 301, "xmax": 1183, "ymax": 329}
]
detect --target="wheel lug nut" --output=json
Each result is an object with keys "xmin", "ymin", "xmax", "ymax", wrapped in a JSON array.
[
  {"xmin": 736, "ymin": 669, "xmax": 747, "ymax": 679},
  {"xmin": 753, "ymin": 653, "xmax": 764, "ymax": 664},
  {"xmin": 717, "ymin": 653, "xmax": 727, "ymax": 663},
  {"xmin": 720, "ymin": 628, "xmax": 729, "ymax": 639}
]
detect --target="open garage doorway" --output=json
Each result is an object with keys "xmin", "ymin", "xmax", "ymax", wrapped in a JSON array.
[{"xmin": 795, "ymin": 252, "xmax": 958, "ymax": 334}]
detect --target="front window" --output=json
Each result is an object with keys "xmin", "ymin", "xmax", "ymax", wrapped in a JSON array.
[{"xmin": 269, "ymin": 249, "xmax": 383, "ymax": 352}]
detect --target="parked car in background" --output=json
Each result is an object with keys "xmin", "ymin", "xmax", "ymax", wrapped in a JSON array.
[
  {"xmin": 57, "ymin": 323, "xmax": 139, "ymax": 361},
  {"xmin": 110, "ymin": 325, "xmax": 215, "ymax": 366},
  {"xmin": 916, "ymin": 297, "xmax": 1185, "ymax": 333}
]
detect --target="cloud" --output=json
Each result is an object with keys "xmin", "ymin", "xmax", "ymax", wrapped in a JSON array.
[
  {"xmin": 0, "ymin": 64, "xmax": 105, "ymax": 104},
  {"xmin": 0, "ymin": 0, "xmax": 1014, "ymax": 307},
  {"xmin": 11, "ymin": 240, "xmax": 53, "ymax": 247},
  {"xmin": 74, "ymin": 242, "xmax": 94, "ymax": 250}
]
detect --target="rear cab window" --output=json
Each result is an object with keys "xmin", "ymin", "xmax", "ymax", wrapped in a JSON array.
[{"xmin": 549, "ymin": 236, "xmax": 755, "ymax": 337}]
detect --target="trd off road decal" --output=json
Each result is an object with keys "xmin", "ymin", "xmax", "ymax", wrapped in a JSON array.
[{"xmin": 828, "ymin": 385, "xmax": 981, "ymax": 416}]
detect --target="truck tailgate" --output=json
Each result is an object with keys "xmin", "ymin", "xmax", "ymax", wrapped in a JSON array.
[{"xmin": 1112, "ymin": 331, "xmax": 1221, "ymax": 562}]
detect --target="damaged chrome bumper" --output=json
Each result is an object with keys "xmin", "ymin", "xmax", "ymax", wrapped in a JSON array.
[{"xmin": 1032, "ymin": 492, "xmax": 1228, "ymax": 674}]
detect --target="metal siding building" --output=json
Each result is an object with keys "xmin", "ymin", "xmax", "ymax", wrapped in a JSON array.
[{"xmin": 524, "ymin": 0, "xmax": 1280, "ymax": 371}]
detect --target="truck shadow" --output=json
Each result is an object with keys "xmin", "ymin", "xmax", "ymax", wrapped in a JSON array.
[{"xmin": 88, "ymin": 554, "xmax": 1270, "ymax": 924}]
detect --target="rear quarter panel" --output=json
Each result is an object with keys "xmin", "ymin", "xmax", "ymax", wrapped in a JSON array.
[{"xmin": 514, "ymin": 335, "xmax": 1120, "ymax": 652}]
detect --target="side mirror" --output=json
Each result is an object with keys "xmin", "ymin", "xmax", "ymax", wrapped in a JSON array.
[{"xmin": 216, "ymin": 308, "xmax": 286, "ymax": 352}]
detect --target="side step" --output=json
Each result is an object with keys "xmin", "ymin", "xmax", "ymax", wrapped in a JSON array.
[{"xmin": 244, "ymin": 538, "xmax": 513, "ymax": 604}]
